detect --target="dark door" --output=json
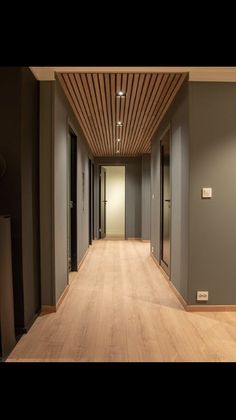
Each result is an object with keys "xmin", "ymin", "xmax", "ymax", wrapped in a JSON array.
[
  {"xmin": 68, "ymin": 131, "xmax": 77, "ymax": 272},
  {"xmin": 99, "ymin": 166, "xmax": 106, "ymax": 238},
  {"xmin": 160, "ymin": 128, "xmax": 171, "ymax": 275}
]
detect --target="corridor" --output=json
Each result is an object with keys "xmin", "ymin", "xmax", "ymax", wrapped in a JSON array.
[{"xmin": 7, "ymin": 240, "xmax": 236, "ymax": 362}]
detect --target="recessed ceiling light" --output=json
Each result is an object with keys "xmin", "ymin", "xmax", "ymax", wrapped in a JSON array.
[
  {"xmin": 116, "ymin": 149, "xmax": 120, "ymax": 153},
  {"xmin": 116, "ymin": 121, "xmax": 123, "ymax": 126},
  {"xmin": 117, "ymin": 138, "xmax": 121, "ymax": 142},
  {"xmin": 116, "ymin": 91, "xmax": 126, "ymax": 98}
]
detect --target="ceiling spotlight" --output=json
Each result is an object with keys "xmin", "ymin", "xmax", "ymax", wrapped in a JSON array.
[
  {"xmin": 116, "ymin": 91, "xmax": 126, "ymax": 98},
  {"xmin": 117, "ymin": 138, "xmax": 121, "ymax": 142},
  {"xmin": 116, "ymin": 121, "xmax": 123, "ymax": 126},
  {"xmin": 116, "ymin": 150, "xmax": 120, "ymax": 153}
]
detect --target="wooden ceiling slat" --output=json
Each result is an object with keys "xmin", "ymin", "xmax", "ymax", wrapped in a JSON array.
[
  {"xmin": 125, "ymin": 74, "xmax": 146, "ymax": 155},
  {"xmin": 57, "ymin": 74, "xmax": 96, "ymax": 152},
  {"xmin": 138, "ymin": 74, "xmax": 177, "ymax": 154},
  {"xmin": 57, "ymin": 71, "xmax": 187, "ymax": 156},
  {"xmin": 76, "ymin": 73, "xmax": 104, "ymax": 156},
  {"xmin": 110, "ymin": 74, "xmax": 116, "ymax": 154},
  {"xmin": 62, "ymin": 74, "xmax": 99, "ymax": 155},
  {"xmin": 104, "ymin": 74, "xmax": 113, "ymax": 154},
  {"xmin": 92, "ymin": 73, "xmax": 109, "ymax": 155},
  {"xmin": 128, "ymin": 73, "xmax": 157, "ymax": 154},
  {"xmin": 143, "ymin": 74, "xmax": 187, "ymax": 152},
  {"xmin": 127, "ymin": 73, "xmax": 151, "ymax": 155},
  {"xmin": 130, "ymin": 74, "xmax": 165, "ymax": 153},
  {"xmin": 86, "ymin": 73, "xmax": 106, "ymax": 156},
  {"xmin": 120, "ymin": 74, "xmax": 134, "ymax": 155},
  {"xmin": 123, "ymin": 74, "xmax": 140, "ymax": 153},
  {"xmin": 98, "ymin": 74, "xmax": 111, "ymax": 155},
  {"xmin": 119, "ymin": 74, "xmax": 128, "ymax": 155}
]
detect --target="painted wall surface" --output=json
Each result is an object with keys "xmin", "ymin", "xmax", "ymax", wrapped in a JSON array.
[
  {"xmin": 188, "ymin": 82, "xmax": 236, "ymax": 305},
  {"xmin": 151, "ymin": 82, "xmax": 189, "ymax": 301},
  {"xmin": 40, "ymin": 79, "xmax": 92, "ymax": 305},
  {"xmin": 94, "ymin": 157, "xmax": 142, "ymax": 239},
  {"xmin": 141, "ymin": 155, "xmax": 151, "ymax": 240},
  {"xmin": 103, "ymin": 166, "xmax": 125, "ymax": 237},
  {"xmin": 0, "ymin": 67, "xmax": 40, "ymax": 332}
]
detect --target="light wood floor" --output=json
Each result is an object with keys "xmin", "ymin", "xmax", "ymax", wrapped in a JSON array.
[{"xmin": 7, "ymin": 240, "xmax": 236, "ymax": 362}]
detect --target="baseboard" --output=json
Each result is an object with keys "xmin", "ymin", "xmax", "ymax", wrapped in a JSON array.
[
  {"xmin": 15, "ymin": 310, "xmax": 41, "ymax": 334},
  {"xmin": 151, "ymin": 253, "xmax": 236, "ymax": 312},
  {"xmin": 78, "ymin": 247, "xmax": 90, "ymax": 270},
  {"xmin": 56, "ymin": 285, "xmax": 69, "ymax": 310},
  {"xmin": 40, "ymin": 305, "xmax": 56, "ymax": 314},
  {"xmin": 186, "ymin": 305, "xmax": 236, "ymax": 312},
  {"xmin": 151, "ymin": 253, "xmax": 187, "ymax": 310},
  {"xmin": 127, "ymin": 237, "xmax": 142, "ymax": 240}
]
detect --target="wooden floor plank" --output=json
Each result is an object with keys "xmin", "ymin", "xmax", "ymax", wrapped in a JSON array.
[{"xmin": 7, "ymin": 240, "xmax": 236, "ymax": 362}]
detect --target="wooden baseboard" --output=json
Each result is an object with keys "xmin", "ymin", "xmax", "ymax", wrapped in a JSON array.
[
  {"xmin": 78, "ymin": 247, "xmax": 90, "ymax": 270},
  {"xmin": 151, "ymin": 253, "xmax": 236, "ymax": 312},
  {"xmin": 186, "ymin": 305, "xmax": 236, "ymax": 312},
  {"xmin": 127, "ymin": 237, "xmax": 142, "ymax": 240},
  {"xmin": 56, "ymin": 285, "xmax": 69, "ymax": 310},
  {"xmin": 40, "ymin": 305, "xmax": 56, "ymax": 315},
  {"xmin": 151, "ymin": 253, "xmax": 187, "ymax": 310}
]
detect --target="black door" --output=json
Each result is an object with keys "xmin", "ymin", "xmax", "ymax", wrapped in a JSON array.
[
  {"xmin": 88, "ymin": 159, "xmax": 93, "ymax": 245},
  {"xmin": 99, "ymin": 166, "xmax": 106, "ymax": 239},
  {"xmin": 160, "ymin": 128, "xmax": 171, "ymax": 275},
  {"xmin": 68, "ymin": 131, "xmax": 77, "ymax": 272}
]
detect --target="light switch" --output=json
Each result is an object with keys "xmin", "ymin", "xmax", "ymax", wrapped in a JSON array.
[
  {"xmin": 152, "ymin": 193, "xmax": 155, "ymax": 199},
  {"xmin": 201, "ymin": 187, "xmax": 212, "ymax": 199}
]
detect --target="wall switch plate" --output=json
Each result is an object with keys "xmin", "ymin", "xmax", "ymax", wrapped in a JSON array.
[
  {"xmin": 152, "ymin": 193, "xmax": 155, "ymax": 199},
  {"xmin": 201, "ymin": 187, "xmax": 212, "ymax": 199},
  {"xmin": 197, "ymin": 291, "xmax": 209, "ymax": 301}
]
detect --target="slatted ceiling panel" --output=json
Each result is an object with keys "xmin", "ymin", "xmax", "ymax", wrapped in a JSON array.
[
  {"xmin": 120, "ymin": 73, "xmax": 134, "ymax": 155},
  {"xmin": 128, "ymin": 73, "xmax": 152, "ymax": 154},
  {"xmin": 57, "ymin": 72, "xmax": 187, "ymax": 156},
  {"xmin": 130, "ymin": 73, "xmax": 175, "ymax": 155}
]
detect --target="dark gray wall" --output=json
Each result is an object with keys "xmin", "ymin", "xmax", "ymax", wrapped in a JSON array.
[
  {"xmin": 188, "ymin": 82, "xmax": 236, "ymax": 305},
  {"xmin": 141, "ymin": 154, "xmax": 151, "ymax": 240},
  {"xmin": 151, "ymin": 82, "xmax": 189, "ymax": 301},
  {"xmin": 94, "ymin": 157, "xmax": 142, "ymax": 238},
  {"xmin": 40, "ymin": 79, "xmax": 92, "ymax": 305},
  {"xmin": 0, "ymin": 67, "xmax": 40, "ymax": 332}
]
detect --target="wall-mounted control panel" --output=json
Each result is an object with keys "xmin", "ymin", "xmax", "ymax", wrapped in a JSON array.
[{"xmin": 201, "ymin": 187, "xmax": 212, "ymax": 199}]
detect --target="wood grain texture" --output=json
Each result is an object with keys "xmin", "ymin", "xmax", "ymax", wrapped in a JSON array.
[
  {"xmin": 56, "ymin": 72, "xmax": 187, "ymax": 157},
  {"xmin": 7, "ymin": 240, "xmax": 236, "ymax": 362}
]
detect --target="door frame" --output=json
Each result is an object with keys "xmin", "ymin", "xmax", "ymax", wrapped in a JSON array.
[
  {"xmin": 67, "ymin": 122, "xmax": 78, "ymax": 277},
  {"xmin": 98, "ymin": 164, "xmax": 126, "ymax": 239},
  {"xmin": 159, "ymin": 124, "xmax": 172, "ymax": 277}
]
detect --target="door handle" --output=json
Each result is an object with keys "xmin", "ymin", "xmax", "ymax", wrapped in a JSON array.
[{"xmin": 165, "ymin": 199, "xmax": 171, "ymax": 202}]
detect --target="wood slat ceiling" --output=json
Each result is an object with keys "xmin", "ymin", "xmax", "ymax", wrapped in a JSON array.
[{"xmin": 57, "ymin": 72, "xmax": 187, "ymax": 156}]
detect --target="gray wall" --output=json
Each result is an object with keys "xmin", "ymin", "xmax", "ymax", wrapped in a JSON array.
[
  {"xmin": 188, "ymin": 82, "xmax": 236, "ymax": 305},
  {"xmin": 94, "ymin": 157, "xmax": 142, "ymax": 239},
  {"xmin": 40, "ymin": 79, "xmax": 92, "ymax": 305},
  {"xmin": 141, "ymin": 154, "xmax": 151, "ymax": 240},
  {"xmin": 0, "ymin": 67, "xmax": 40, "ymax": 333},
  {"xmin": 151, "ymin": 82, "xmax": 189, "ymax": 301}
]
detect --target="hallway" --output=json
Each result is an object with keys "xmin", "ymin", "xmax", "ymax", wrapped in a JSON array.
[{"xmin": 7, "ymin": 240, "xmax": 236, "ymax": 362}]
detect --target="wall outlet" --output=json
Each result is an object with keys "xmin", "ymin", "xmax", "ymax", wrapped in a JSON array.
[
  {"xmin": 197, "ymin": 291, "xmax": 209, "ymax": 301},
  {"xmin": 151, "ymin": 246, "xmax": 154, "ymax": 253}
]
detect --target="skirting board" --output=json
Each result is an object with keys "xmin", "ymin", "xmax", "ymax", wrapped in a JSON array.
[
  {"xmin": 127, "ymin": 237, "xmax": 142, "ymax": 240},
  {"xmin": 78, "ymin": 247, "xmax": 90, "ymax": 270},
  {"xmin": 41, "ymin": 285, "xmax": 69, "ymax": 315},
  {"xmin": 151, "ymin": 253, "xmax": 236, "ymax": 312}
]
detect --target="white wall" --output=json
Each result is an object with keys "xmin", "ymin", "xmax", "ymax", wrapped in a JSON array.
[{"xmin": 103, "ymin": 166, "xmax": 125, "ymax": 237}]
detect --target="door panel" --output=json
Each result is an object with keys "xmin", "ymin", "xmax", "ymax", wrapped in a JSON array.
[
  {"xmin": 99, "ymin": 166, "xmax": 106, "ymax": 238},
  {"xmin": 160, "ymin": 128, "xmax": 171, "ymax": 275},
  {"xmin": 68, "ymin": 131, "xmax": 77, "ymax": 272}
]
